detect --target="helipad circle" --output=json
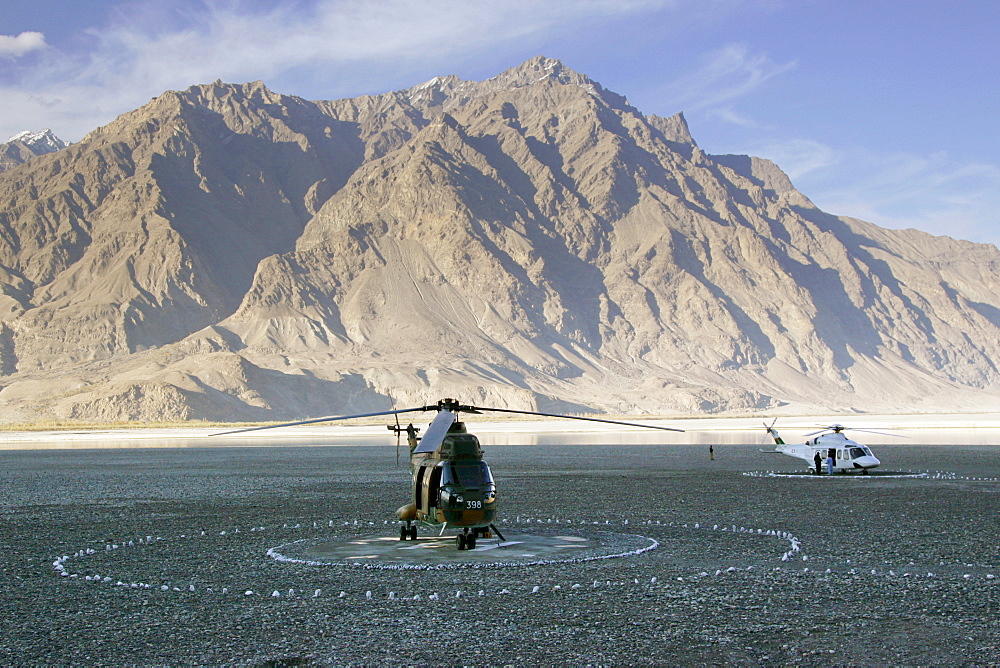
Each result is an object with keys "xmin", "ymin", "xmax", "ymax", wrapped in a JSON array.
[
  {"xmin": 757, "ymin": 471, "xmax": 927, "ymax": 478},
  {"xmin": 268, "ymin": 530, "xmax": 658, "ymax": 569}
]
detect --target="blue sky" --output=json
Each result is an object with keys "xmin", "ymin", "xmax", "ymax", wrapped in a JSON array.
[{"xmin": 2, "ymin": 0, "xmax": 998, "ymax": 246}]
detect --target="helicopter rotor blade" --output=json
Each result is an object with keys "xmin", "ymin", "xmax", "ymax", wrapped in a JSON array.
[
  {"xmin": 212, "ymin": 406, "xmax": 428, "ymax": 436},
  {"xmin": 804, "ymin": 425, "xmax": 907, "ymax": 438},
  {"xmin": 841, "ymin": 428, "xmax": 908, "ymax": 438},
  {"xmin": 467, "ymin": 406, "xmax": 685, "ymax": 432},
  {"xmin": 804, "ymin": 425, "xmax": 844, "ymax": 437},
  {"xmin": 413, "ymin": 410, "xmax": 457, "ymax": 453},
  {"xmin": 212, "ymin": 399, "xmax": 685, "ymax": 441}
]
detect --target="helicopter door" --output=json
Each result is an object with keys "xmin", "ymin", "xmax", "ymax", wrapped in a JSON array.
[
  {"xmin": 416, "ymin": 465, "xmax": 431, "ymax": 511},
  {"xmin": 416, "ymin": 466, "xmax": 442, "ymax": 513},
  {"xmin": 427, "ymin": 465, "xmax": 443, "ymax": 509},
  {"xmin": 828, "ymin": 447, "xmax": 836, "ymax": 463}
]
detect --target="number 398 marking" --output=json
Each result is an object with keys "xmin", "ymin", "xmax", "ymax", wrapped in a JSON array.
[{"xmin": 466, "ymin": 500, "xmax": 482, "ymax": 509}]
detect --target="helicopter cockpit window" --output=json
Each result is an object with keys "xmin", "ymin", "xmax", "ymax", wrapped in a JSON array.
[
  {"xmin": 849, "ymin": 447, "xmax": 867, "ymax": 459},
  {"xmin": 440, "ymin": 461, "xmax": 493, "ymax": 488}
]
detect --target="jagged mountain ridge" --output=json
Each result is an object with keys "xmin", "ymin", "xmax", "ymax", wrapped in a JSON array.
[{"xmin": 0, "ymin": 56, "xmax": 998, "ymax": 421}]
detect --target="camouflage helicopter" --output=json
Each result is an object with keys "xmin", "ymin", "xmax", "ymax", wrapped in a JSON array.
[{"xmin": 218, "ymin": 398, "xmax": 683, "ymax": 550}]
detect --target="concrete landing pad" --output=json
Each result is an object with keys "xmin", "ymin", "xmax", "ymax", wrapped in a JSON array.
[{"xmin": 269, "ymin": 530, "xmax": 657, "ymax": 569}]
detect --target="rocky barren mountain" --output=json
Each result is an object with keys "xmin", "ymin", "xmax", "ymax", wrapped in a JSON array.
[{"xmin": 1, "ymin": 56, "xmax": 999, "ymax": 423}]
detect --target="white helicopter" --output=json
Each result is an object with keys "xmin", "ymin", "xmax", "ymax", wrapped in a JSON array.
[{"xmin": 763, "ymin": 421, "xmax": 888, "ymax": 474}]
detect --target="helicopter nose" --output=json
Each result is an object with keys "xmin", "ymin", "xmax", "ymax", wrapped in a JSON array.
[{"xmin": 856, "ymin": 455, "xmax": 880, "ymax": 469}]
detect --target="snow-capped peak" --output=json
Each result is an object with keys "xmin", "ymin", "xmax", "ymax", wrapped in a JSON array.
[{"xmin": 3, "ymin": 128, "xmax": 67, "ymax": 153}]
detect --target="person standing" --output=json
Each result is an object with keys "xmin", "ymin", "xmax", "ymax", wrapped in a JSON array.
[
  {"xmin": 826, "ymin": 453, "xmax": 834, "ymax": 475},
  {"xmin": 709, "ymin": 444, "xmax": 714, "ymax": 460},
  {"xmin": 813, "ymin": 451, "xmax": 823, "ymax": 475}
]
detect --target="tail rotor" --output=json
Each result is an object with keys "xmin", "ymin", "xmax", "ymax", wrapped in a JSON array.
[
  {"xmin": 764, "ymin": 418, "xmax": 784, "ymax": 445},
  {"xmin": 387, "ymin": 412, "xmax": 403, "ymax": 466},
  {"xmin": 395, "ymin": 412, "xmax": 401, "ymax": 466}
]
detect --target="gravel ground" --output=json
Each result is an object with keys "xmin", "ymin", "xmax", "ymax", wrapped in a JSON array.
[{"xmin": 1, "ymin": 440, "xmax": 998, "ymax": 666}]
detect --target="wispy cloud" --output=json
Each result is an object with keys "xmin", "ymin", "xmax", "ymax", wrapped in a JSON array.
[
  {"xmin": 754, "ymin": 138, "xmax": 842, "ymax": 181},
  {"xmin": 667, "ymin": 43, "xmax": 796, "ymax": 113},
  {"xmin": 0, "ymin": 32, "xmax": 47, "ymax": 57},
  {"xmin": 0, "ymin": 0, "xmax": 672, "ymax": 141},
  {"xmin": 758, "ymin": 138, "xmax": 1000, "ymax": 247},
  {"xmin": 705, "ymin": 106, "xmax": 761, "ymax": 129}
]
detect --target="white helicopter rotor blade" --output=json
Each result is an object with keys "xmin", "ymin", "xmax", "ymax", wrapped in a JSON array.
[
  {"xmin": 805, "ymin": 425, "xmax": 845, "ymax": 436},
  {"xmin": 844, "ymin": 428, "xmax": 908, "ymax": 438},
  {"xmin": 413, "ymin": 410, "xmax": 457, "ymax": 453},
  {"xmin": 804, "ymin": 425, "xmax": 907, "ymax": 438},
  {"xmin": 213, "ymin": 407, "xmax": 427, "ymax": 436}
]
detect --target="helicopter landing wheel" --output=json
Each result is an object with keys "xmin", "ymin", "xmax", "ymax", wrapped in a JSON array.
[
  {"xmin": 456, "ymin": 534, "xmax": 467, "ymax": 550},
  {"xmin": 399, "ymin": 526, "xmax": 407, "ymax": 541},
  {"xmin": 408, "ymin": 525, "xmax": 417, "ymax": 540},
  {"xmin": 466, "ymin": 533, "xmax": 476, "ymax": 549}
]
